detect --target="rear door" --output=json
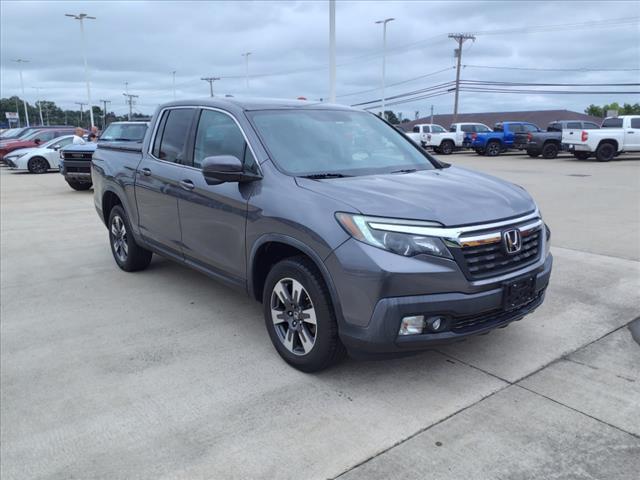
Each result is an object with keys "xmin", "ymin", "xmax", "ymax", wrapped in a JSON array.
[
  {"xmin": 135, "ymin": 107, "xmax": 197, "ymax": 256},
  {"xmin": 176, "ymin": 108, "xmax": 258, "ymax": 285},
  {"xmin": 625, "ymin": 117, "xmax": 640, "ymax": 151}
]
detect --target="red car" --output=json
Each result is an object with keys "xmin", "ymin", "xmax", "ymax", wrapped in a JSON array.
[{"xmin": 0, "ymin": 128, "xmax": 75, "ymax": 160}]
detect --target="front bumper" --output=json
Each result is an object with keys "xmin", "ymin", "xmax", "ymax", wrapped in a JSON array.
[
  {"xmin": 326, "ymin": 237, "xmax": 553, "ymax": 355},
  {"xmin": 59, "ymin": 159, "xmax": 92, "ymax": 180}
]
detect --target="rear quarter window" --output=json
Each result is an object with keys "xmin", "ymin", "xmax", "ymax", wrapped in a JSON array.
[{"xmin": 567, "ymin": 122, "xmax": 582, "ymax": 129}]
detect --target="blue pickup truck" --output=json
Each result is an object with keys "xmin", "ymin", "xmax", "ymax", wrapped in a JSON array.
[{"xmin": 471, "ymin": 122, "xmax": 541, "ymax": 156}]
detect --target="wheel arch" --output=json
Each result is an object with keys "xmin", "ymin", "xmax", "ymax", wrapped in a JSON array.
[
  {"xmin": 597, "ymin": 139, "xmax": 618, "ymax": 151},
  {"xmin": 248, "ymin": 235, "xmax": 345, "ymax": 324},
  {"xmin": 101, "ymin": 189, "xmax": 124, "ymax": 226}
]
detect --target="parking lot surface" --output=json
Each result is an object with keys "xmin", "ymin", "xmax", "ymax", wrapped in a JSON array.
[{"xmin": 1, "ymin": 152, "xmax": 639, "ymax": 479}]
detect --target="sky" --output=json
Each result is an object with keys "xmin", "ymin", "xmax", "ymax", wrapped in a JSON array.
[{"xmin": 1, "ymin": 0, "xmax": 639, "ymax": 119}]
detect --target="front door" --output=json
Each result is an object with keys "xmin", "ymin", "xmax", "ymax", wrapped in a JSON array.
[
  {"xmin": 135, "ymin": 107, "xmax": 197, "ymax": 256},
  {"xmin": 625, "ymin": 117, "xmax": 640, "ymax": 151},
  {"xmin": 177, "ymin": 108, "xmax": 259, "ymax": 286}
]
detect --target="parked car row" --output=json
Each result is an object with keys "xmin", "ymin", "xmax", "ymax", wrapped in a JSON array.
[
  {"xmin": 1, "ymin": 122, "xmax": 148, "ymax": 184},
  {"xmin": 403, "ymin": 115, "xmax": 640, "ymax": 161}
]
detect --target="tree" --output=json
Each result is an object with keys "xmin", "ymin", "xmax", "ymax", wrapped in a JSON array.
[
  {"xmin": 383, "ymin": 110, "xmax": 399, "ymax": 124},
  {"xmin": 585, "ymin": 102, "xmax": 640, "ymax": 117}
]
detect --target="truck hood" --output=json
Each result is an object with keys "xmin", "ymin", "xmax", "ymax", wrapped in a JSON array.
[{"xmin": 296, "ymin": 165, "xmax": 536, "ymax": 226}]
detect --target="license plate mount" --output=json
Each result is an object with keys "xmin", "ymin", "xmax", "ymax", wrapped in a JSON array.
[{"xmin": 503, "ymin": 275, "xmax": 536, "ymax": 311}]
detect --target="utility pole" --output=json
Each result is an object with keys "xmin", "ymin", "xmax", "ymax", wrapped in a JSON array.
[
  {"xmin": 12, "ymin": 59, "xmax": 30, "ymax": 127},
  {"xmin": 75, "ymin": 102, "xmax": 87, "ymax": 126},
  {"xmin": 329, "ymin": 0, "xmax": 336, "ymax": 103},
  {"xmin": 201, "ymin": 77, "xmax": 220, "ymax": 97},
  {"xmin": 241, "ymin": 53, "xmax": 251, "ymax": 92},
  {"xmin": 448, "ymin": 33, "xmax": 475, "ymax": 123},
  {"xmin": 171, "ymin": 71, "xmax": 176, "ymax": 100},
  {"xmin": 430, "ymin": 105, "xmax": 434, "ymax": 125},
  {"xmin": 32, "ymin": 87, "xmax": 44, "ymax": 125},
  {"xmin": 99, "ymin": 99, "xmax": 111, "ymax": 128},
  {"xmin": 123, "ymin": 93, "xmax": 139, "ymax": 121},
  {"xmin": 375, "ymin": 18, "xmax": 395, "ymax": 119},
  {"xmin": 66, "ymin": 13, "xmax": 96, "ymax": 129}
]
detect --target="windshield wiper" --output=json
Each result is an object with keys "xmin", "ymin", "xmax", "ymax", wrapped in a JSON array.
[
  {"xmin": 390, "ymin": 168, "xmax": 417, "ymax": 174},
  {"xmin": 300, "ymin": 173, "xmax": 351, "ymax": 179}
]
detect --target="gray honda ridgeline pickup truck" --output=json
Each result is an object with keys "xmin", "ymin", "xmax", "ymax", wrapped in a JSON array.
[{"xmin": 92, "ymin": 98, "xmax": 552, "ymax": 372}]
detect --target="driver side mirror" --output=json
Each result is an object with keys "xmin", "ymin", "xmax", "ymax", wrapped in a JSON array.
[
  {"xmin": 201, "ymin": 155, "xmax": 260, "ymax": 185},
  {"xmin": 52, "ymin": 144, "xmax": 61, "ymax": 151}
]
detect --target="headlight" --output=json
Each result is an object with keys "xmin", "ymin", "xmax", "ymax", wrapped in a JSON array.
[
  {"xmin": 335, "ymin": 212, "xmax": 452, "ymax": 259},
  {"xmin": 544, "ymin": 223, "xmax": 551, "ymax": 257},
  {"xmin": 6, "ymin": 152, "xmax": 26, "ymax": 160}
]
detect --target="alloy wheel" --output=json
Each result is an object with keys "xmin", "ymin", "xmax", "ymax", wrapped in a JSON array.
[
  {"xmin": 270, "ymin": 277, "xmax": 317, "ymax": 356},
  {"xmin": 31, "ymin": 158, "xmax": 48, "ymax": 174},
  {"xmin": 111, "ymin": 215, "xmax": 128, "ymax": 263}
]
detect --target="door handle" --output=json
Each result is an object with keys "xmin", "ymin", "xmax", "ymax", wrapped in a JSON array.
[
  {"xmin": 628, "ymin": 131, "xmax": 635, "ymax": 134},
  {"xmin": 140, "ymin": 168, "xmax": 151, "ymax": 176},
  {"xmin": 179, "ymin": 179, "xmax": 195, "ymax": 191}
]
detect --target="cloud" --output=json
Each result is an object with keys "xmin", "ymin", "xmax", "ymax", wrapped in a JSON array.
[{"xmin": 1, "ymin": 0, "xmax": 638, "ymax": 117}]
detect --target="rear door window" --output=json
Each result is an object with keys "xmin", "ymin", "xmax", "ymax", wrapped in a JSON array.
[
  {"xmin": 583, "ymin": 122, "xmax": 600, "ymax": 129},
  {"xmin": 630, "ymin": 118, "xmax": 640, "ymax": 129},
  {"xmin": 602, "ymin": 118, "xmax": 623, "ymax": 128},
  {"xmin": 461, "ymin": 125, "xmax": 474, "ymax": 133},
  {"xmin": 432, "ymin": 125, "xmax": 446, "ymax": 133},
  {"xmin": 152, "ymin": 108, "xmax": 196, "ymax": 163},
  {"xmin": 567, "ymin": 122, "xmax": 582, "ymax": 129}
]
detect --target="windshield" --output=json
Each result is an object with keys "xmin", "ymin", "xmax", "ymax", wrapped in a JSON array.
[
  {"xmin": 21, "ymin": 130, "xmax": 46, "ymax": 140},
  {"xmin": 42, "ymin": 136, "xmax": 72, "ymax": 149},
  {"xmin": 0, "ymin": 128, "xmax": 22, "ymax": 139},
  {"xmin": 100, "ymin": 123, "xmax": 147, "ymax": 142},
  {"xmin": 248, "ymin": 109, "xmax": 437, "ymax": 177}
]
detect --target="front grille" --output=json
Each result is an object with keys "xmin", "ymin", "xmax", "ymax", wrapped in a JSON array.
[
  {"xmin": 66, "ymin": 166, "xmax": 91, "ymax": 173},
  {"xmin": 63, "ymin": 152, "xmax": 93, "ymax": 160},
  {"xmin": 452, "ymin": 290, "xmax": 545, "ymax": 333},
  {"xmin": 452, "ymin": 222, "xmax": 542, "ymax": 280}
]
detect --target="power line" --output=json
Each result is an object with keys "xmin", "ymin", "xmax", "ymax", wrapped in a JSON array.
[{"xmin": 464, "ymin": 64, "xmax": 640, "ymax": 73}]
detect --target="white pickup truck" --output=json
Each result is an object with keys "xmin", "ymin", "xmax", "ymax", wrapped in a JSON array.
[
  {"xmin": 405, "ymin": 123, "xmax": 460, "ymax": 154},
  {"xmin": 562, "ymin": 115, "xmax": 640, "ymax": 161}
]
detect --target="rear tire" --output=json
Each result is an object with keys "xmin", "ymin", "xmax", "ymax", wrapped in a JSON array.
[
  {"xmin": 595, "ymin": 142, "xmax": 615, "ymax": 162},
  {"xmin": 541, "ymin": 142, "xmax": 559, "ymax": 159},
  {"xmin": 263, "ymin": 256, "xmax": 346, "ymax": 372},
  {"xmin": 439, "ymin": 140, "xmax": 454, "ymax": 155},
  {"xmin": 485, "ymin": 141, "xmax": 501, "ymax": 156},
  {"xmin": 573, "ymin": 152, "xmax": 591, "ymax": 160},
  {"xmin": 474, "ymin": 148, "xmax": 485, "ymax": 155},
  {"xmin": 27, "ymin": 156, "xmax": 50, "ymax": 174},
  {"xmin": 527, "ymin": 151, "xmax": 540, "ymax": 158},
  {"xmin": 108, "ymin": 205, "xmax": 153, "ymax": 272},
  {"xmin": 65, "ymin": 179, "xmax": 92, "ymax": 190}
]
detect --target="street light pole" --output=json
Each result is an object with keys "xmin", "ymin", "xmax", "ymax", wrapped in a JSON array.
[
  {"xmin": 171, "ymin": 70, "xmax": 176, "ymax": 100},
  {"xmin": 13, "ymin": 59, "xmax": 30, "ymax": 127},
  {"xmin": 66, "ymin": 13, "xmax": 96, "ymax": 129},
  {"xmin": 32, "ymin": 87, "xmax": 44, "ymax": 125},
  {"xmin": 329, "ymin": 0, "xmax": 336, "ymax": 103},
  {"xmin": 241, "ymin": 53, "xmax": 251, "ymax": 92},
  {"xmin": 375, "ymin": 18, "xmax": 394, "ymax": 120}
]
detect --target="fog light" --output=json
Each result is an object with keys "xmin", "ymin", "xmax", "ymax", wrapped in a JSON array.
[
  {"xmin": 426, "ymin": 316, "xmax": 447, "ymax": 332},
  {"xmin": 399, "ymin": 315, "xmax": 425, "ymax": 335}
]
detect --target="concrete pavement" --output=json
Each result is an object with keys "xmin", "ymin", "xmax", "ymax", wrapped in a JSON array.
[{"xmin": 1, "ymin": 152, "xmax": 638, "ymax": 479}]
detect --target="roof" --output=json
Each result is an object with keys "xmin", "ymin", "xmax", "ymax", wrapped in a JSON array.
[
  {"xmin": 400, "ymin": 109, "xmax": 603, "ymax": 131},
  {"xmin": 160, "ymin": 96, "xmax": 356, "ymax": 112}
]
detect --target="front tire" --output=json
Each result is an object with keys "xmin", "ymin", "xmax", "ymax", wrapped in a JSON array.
[
  {"xmin": 108, "ymin": 205, "xmax": 152, "ymax": 272},
  {"xmin": 263, "ymin": 256, "xmax": 346, "ymax": 372},
  {"xmin": 65, "ymin": 179, "xmax": 92, "ymax": 191},
  {"xmin": 27, "ymin": 156, "xmax": 50, "ymax": 174},
  {"xmin": 595, "ymin": 142, "xmax": 615, "ymax": 162}
]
